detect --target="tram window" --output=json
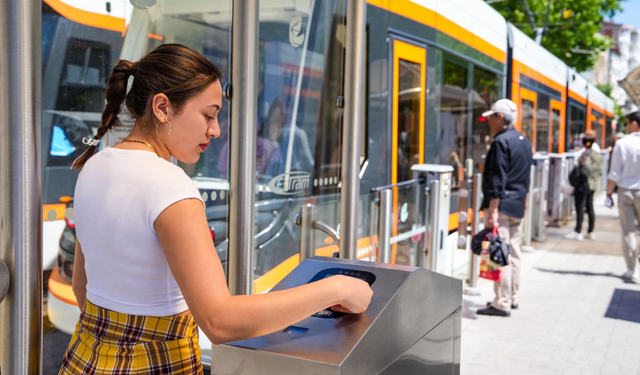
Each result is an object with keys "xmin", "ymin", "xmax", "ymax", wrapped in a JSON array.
[
  {"xmin": 396, "ymin": 59, "xmax": 422, "ymax": 183},
  {"xmin": 471, "ymin": 68, "xmax": 501, "ymax": 174},
  {"xmin": 535, "ymin": 95, "xmax": 550, "ymax": 153},
  {"xmin": 569, "ymin": 105, "xmax": 586, "ymax": 150},
  {"xmin": 551, "ymin": 109, "xmax": 561, "ymax": 153},
  {"xmin": 440, "ymin": 60, "xmax": 468, "ymax": 187},
  {"xmin": 521, "ymin": 99, "xmax": 534, "ymax": 144}
]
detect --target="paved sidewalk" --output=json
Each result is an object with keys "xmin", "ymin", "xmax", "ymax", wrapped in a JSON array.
[{"xmin": 461, "ymin": 193, "xmax": 640, "ymax": 375}]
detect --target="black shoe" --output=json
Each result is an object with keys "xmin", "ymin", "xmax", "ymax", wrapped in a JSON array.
[
  {"xmin": 477, "ymin": 306, "xmax": 510, "ymax": 317},
  {"xmin": 487, "ymin": 302, "xmax": 518, "ymax": 309}
]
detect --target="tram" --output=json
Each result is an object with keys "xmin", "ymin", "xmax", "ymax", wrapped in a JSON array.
[{"xmin": 41, "ymin": 0, "xmax": 615, "ymax": 368}]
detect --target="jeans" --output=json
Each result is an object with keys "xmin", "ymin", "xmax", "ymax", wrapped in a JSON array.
[{"xmin": 574, "ymin": 189, "xmax": 595, "ymax": 233}]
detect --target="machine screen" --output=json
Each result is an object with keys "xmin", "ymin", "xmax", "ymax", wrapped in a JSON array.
[
  {"xmin": 307, "ymin": 268, "xmax": 376, "ymax": 286},
  {"xmin": 308, "ymin": 268, "xmax": 376, "ymax": 319}
]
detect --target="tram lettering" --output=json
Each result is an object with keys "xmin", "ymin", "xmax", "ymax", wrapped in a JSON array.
[{"xmin": 268, "ymin": 172, "xmax": 312, "ymax": 195}]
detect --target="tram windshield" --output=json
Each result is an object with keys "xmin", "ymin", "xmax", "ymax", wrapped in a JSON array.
[{"xmin": 42, "ymin": 0, "xmax": 357, "ymax": 288}]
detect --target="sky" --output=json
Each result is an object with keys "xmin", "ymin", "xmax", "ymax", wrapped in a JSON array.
[{"xmin": 611, "ymin": 0, "xmax": 640, "ymax": 30}]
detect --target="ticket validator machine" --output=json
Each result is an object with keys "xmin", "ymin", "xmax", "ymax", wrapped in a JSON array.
[
  {"xmin": 547, "ymin": 153, "xmax": 567, "ymax": 225},
  {"xmin": 209, "ymin": 257, "xmax": 463, "ymax": 375},
  {"xmin": 531, "ymin": 154, "xmax": 550, "ymax": 241}
]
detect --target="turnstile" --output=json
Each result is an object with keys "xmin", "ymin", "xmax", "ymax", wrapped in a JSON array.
[
  {"xmin": 547, "ymin": 153, "xmax": 567, "ymax": 224},
  {"xmin": 531, "ymin": 154, "xmax": 550, "ymax": 242},
  {"xmin": 561, "ymin": 153, "xmax": 576, "ymax": 223},
  {"xmin": 210, "ymin": 257, "xmax": 463, "ymax": 375},
  {"xmin": 599, "ymin": 150, "xmax": 610, "ymax": 194}
]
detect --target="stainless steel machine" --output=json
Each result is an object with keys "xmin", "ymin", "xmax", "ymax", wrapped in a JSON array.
[
  {"xmin": 531, "ymin": 154, "xmax": 550, "ymax": 242},
  {"xmin": 210, "ymin": 257, "xmax": 463, "ymax": 375}
]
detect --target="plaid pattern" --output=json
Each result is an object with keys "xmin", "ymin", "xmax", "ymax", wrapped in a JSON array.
[{"xmin": 59, "ymin": 300, "xmax": 203, "ymax": 374}]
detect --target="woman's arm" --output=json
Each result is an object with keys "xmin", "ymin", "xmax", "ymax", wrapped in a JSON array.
[
  {"xmin": 72, "ymin": 240, "xmax": 87, "ymax": 311},
  {"xmin": 155, "ymin": 199, "xmax": 372, "ymax": 345}
]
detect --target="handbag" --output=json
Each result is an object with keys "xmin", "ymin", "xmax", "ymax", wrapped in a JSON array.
[{"xmin": 479, "ymin": 227, "xmax": 502, "ymax": 281}]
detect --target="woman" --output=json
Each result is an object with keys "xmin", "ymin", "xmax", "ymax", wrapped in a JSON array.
[
  {"xmin": 565, "ymin": 133, "xmax": 603, "ymax": 241},
  {"xmin": 59, "ymin": 44, "xmax": 372, "ymax": 374}
]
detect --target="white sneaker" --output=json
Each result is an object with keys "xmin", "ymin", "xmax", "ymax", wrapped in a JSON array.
[
  {"xmin": 564, "ymin": 232, "xmax": 584, "ymax": 241},
  {"xmin": 622, "ymin": 269, "xmax": 637, "ymax": 279},
  {"xmin": 585, "ymin": 232, "xmax": 596, "ymax": 240}
]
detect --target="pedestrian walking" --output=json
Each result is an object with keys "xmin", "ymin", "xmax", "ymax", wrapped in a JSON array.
[
  {"xmin": 606, "ymin": 111, "xmax": 640, "ymax": 282},
  {"xmin": 565, "ymin": 133, "xmax": 603, "ymax": 241},
  {"xmin": 476, "ymin": 99, "xmax": 532, "ymax": 317}
]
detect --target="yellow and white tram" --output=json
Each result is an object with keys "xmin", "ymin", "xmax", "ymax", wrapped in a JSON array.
[{"xmin": 39, "ymin": 0, "xmax": 615, "ymax": 369}]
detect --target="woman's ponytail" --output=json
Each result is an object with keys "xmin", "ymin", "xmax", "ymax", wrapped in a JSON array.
[{"xmin": 71, "ymin": 60, "xmax": 136, "ymax": 170}]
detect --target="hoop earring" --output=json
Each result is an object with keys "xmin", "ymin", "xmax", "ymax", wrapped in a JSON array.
[{"xmin": 156, "ymin": 119, "xmax": 172, "ymax": 139}]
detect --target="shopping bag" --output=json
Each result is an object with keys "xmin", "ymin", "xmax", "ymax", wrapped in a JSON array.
[{"xmin": 479, "ymin": 227, "xmax": 502, "ymax": 281}]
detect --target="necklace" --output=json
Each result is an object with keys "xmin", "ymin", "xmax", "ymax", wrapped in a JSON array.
[{"xmin": 121, "ymin": 138, "xmax": 159, "ymax": 157}]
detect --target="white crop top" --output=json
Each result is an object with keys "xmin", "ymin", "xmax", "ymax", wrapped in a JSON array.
[{"xmin": 74, "ymin": 147, "xmax": 203, "ymax": 316}]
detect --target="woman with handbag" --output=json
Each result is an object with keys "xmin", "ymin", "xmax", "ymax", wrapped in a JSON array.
[
  {"xmin": 565, "ymin": 133, "xmax": 603, "ymax": 241},
  {"xmin": 58, "ymin": 44, "xmax": 372, "ymax": 374}
]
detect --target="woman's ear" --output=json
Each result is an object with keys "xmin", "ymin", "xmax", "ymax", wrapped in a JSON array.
[{"xmin": 152, "ymin": 93, "xmax": 171, "ymax": 122}]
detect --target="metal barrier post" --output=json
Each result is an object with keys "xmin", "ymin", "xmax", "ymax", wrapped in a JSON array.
[
  {"xmin": 228, "ymin": 0, "xmax": 259, "ymax": 295},
  {"xmin": 377, "ymin": 189, "xmax": 393, "ymax": 263},
  {"xmin": 426, "ymin": 180, "xmax": 441, "ymax": 271},
  {"xmin": 522, "ymin": 165, "xmax": 535, "ymax": 251},
  {"xmin": 339, "ymin": 0, "xmax": 366, "ymax": 259},
  {"xmin": 558, "ymin": 159, "xmax": 567, "ymax": 222},
  {"xmin": 534, "ymin": 159, "xmax": 550, "ymax": 242},
  {"xmin": 464, "ymin": 173, "xmax": 482, "ymax": 296},
  {"xmin": 0, "ymin": 0, "xmax": 43, "ymax": 372},
  {"xmin": 299, "ymin": 204, "xmax": 317, "ymax": 262}
]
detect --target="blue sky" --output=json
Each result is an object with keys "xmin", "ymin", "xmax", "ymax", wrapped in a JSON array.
[{"xmin": 611, "ymin": 0, "xmax": 640, "ymax": 29}]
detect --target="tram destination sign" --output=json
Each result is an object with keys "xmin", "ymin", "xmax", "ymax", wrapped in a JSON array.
[{"xmin": 268, "ymin": 172, "xmax": 311, "ymax": 195}]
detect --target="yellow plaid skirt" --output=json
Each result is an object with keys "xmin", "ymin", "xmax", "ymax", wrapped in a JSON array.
[{"xmin": 59, "ymin": 300, "xmax": 203, "ymax": 374}]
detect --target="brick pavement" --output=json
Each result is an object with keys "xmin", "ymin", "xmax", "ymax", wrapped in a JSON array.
[{"xmin": 461, "ymin": 193, "xmax": 640, "ymax": 375}]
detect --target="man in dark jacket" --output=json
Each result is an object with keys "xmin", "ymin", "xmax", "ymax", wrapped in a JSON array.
[{"xmin": 477, "ymin": 99, "xmax": 532, "ymax": 317}]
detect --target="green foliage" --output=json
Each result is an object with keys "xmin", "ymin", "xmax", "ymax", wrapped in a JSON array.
[
  {"xmin": 596, "ymin": 83, "xmax": 613, "ymax": 97},
  {"xmin": 490, "ymin": 0, "xmax": 624, "ymax": 72}
]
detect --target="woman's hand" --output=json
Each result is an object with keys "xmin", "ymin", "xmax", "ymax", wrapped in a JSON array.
[{"xmin": 328, "ymin": 275, "xmax": 373, "ymax": 314}]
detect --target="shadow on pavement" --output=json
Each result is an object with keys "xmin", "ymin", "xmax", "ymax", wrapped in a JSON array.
[
  {"xmin": 534, "ymin": 267, "xmax": 639, "ymax": 284},
  {"xmin": 605, "ymin": 289, "xmax": 640, "ymax": 323}
]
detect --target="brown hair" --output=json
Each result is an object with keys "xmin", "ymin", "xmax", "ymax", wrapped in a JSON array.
[{"xmin": 72, "ymin": 44, "xmax": 222, "ymax": 170}]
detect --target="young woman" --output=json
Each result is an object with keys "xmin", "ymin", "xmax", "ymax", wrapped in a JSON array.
[
  {"xmin": 565, "ymin": 133, "xmax": 603, "ymax": 241},
  {"xmin": 59, "ymin": 44, "xmax": 372, "ymax": 374}
]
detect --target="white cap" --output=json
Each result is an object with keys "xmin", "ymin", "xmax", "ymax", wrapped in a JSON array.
[{"xmin": 482, "ymin": 99, "xmax": 517, "ymax": 118}]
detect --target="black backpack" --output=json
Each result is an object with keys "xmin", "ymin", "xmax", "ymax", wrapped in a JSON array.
[{"xmin": 568, "ymin": 165, "xmax": 588, "ymax": 193}]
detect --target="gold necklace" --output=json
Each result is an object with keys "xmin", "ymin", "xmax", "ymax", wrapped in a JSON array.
[{"xmin": 121, "ymin": 138, "xmax": 159, "ymax": 157}]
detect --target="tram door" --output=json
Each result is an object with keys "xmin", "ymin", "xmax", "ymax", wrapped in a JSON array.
[
  {"xmin": 550, "ymin": 100, "xmax": 563, "ymax": 153},
  {"xmin": 389, "ymin": 38, "xmax": 426, "ymax": 265},
  {"xmin": 520, "ymin": 88, "xmax": 537, "ymax": 149}
]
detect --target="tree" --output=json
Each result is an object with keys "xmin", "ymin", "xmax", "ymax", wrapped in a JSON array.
[{"xmin": 489, "ymin": 0, "xmax": 623, "ymax": 72}]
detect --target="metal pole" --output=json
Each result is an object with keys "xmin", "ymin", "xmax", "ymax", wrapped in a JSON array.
[
  {"xmin": 299, "ymin": 204, "xmax": 317, "ymax": 262},
  {"xmin": 377, "ymin": 189, "xmax": 393, "ymax": 263},
  {"xmin": 535, "ymin": 159, "xmax": 550, "ymax": 242},
  {"xmin": 339, "ymin": 0, "xmax": 366, "ymax": 259},
  {"xmin": 0, "ymin": 0, "xmax": 42, "ymax": 372},
  {"xmin": 426, "ymin": 180, "xmax": 440, "ymax": 271},
  {"xmin": 228, "ymin": 0, "xmax": 259, "ymax": 295},
  {"xmin": 558, "ymin": 159, "xmax": 566, "ymax": 222},
  {"xmin": 522, "ymin": 165, "xmax": 535, "ymax": 250},
  {"xmin": 464, "ymin": 174, "xmax": 482, "ymax": 295}
]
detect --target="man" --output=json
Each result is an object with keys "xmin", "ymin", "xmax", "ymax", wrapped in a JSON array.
[
  {"xmin": 476, "ymin": 99, "xmax": 532, "ymax": 317},
  {"xmin": 607, "ymin": 111, "xmax": 640, "ymax": 282}
]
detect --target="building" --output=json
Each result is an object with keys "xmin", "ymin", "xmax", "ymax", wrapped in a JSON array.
[{"xmin": 582, "ymin": 22, "xmax": 640, "ymax": 112}]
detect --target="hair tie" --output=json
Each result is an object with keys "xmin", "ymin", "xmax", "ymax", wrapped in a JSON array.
[
  {"xmin": 130, "ymin": 61, "xmax": 139, "ymax": 76},
  {"xmin": 82, "ymin": 137, "xmax": 101, "ymax": 147}
]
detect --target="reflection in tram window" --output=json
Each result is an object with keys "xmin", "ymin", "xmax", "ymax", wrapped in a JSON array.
[
  {"xmin": 439, "ymin": 60, "xmax": 468, "ymax": 187},
  {"xmin": 551, "ymin": 108, "xmax": 561, "ymax": 153},
  {"xmin": 521, "ymin": 99, "xmax": 535, "ymax": 143},
  {"xmin": 472, "ymin": 67, "xmax": 501, "ymax": 174},
  {"xmin": 569, "ymin": 105, "xmax": 586, "ymax": 150},
  {"xmin": 396, "ymin": 59, "xmax": 422, "ymax": 183},
  {"xmin": 535, "ymin": 94, "xmax": 550, "ymax": 153}
]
